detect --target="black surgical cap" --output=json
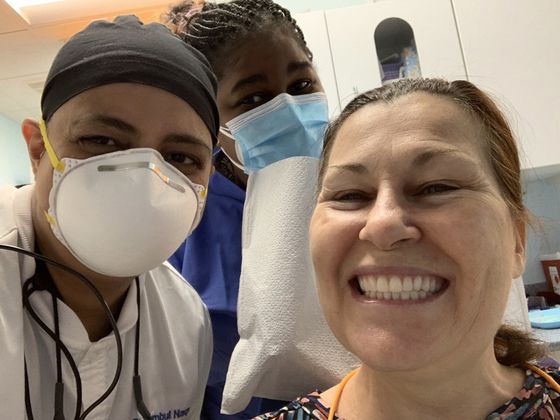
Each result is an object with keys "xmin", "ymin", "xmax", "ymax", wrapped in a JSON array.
[{"xmin": 41, "ymin": 15, "xmax": 219, "ymax": 144}]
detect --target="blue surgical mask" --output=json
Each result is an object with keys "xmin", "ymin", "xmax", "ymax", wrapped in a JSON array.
[{"xmin": 220, "ymin": 92, "xmax": 329, "ymax": 173}]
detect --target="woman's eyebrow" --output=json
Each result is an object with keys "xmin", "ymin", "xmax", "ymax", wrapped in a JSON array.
[
  {"xmin": 287, "ymin": 60, "xmax": 312, "ymax": 74},
  {"xmin": 326, "ymin": 163, "xmax": 369, "ymax": 175},
  {"xmin": 230, "ymin": 73, "xmax": 267, "ymax": 94},
  {"xmin": 411, "ymin": 148, "xmax": 474, "ymax": 167},
  {"xmin": 325, "ymin": 149, "xmax": 475, "ymax": 177}
]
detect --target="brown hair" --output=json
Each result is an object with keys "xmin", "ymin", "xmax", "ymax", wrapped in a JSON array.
[{"xmin": 321, "ymin": 78, "xmax": 546, "ymax": 366}]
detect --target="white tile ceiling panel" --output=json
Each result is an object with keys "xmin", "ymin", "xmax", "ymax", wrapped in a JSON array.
[
  {"xmin": 0, "ymin": 0, "xmax": 195, "ymax": 123},
  {"xmin": 0, "ymin": 1, "xmax": 29, "ymax": 33},
  {"xmin": 0, "ymin": 75, "xmax": 43, "ymax": 121},
  {"xmin": 0, "ymin": 30, "xmax": 62, "ymax": 79},
  {"xmin": 19, "ymin": 0, "xmax": 171, "ymax": 25}
]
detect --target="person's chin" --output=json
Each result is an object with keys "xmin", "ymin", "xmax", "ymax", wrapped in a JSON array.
[{"xmin": 349, "ymin": 335, "xmax": 449, "ymax": 374}]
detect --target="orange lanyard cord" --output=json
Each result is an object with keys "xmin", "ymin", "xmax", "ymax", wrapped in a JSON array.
[
  {"xmin": 525, "ymin": 363, "xmax": 560, "ymax": 393},
  {"xmin": 328, "ymin": 368, "xmax": 359, "ymax": 420},
  {"xmin": 327, "ymin": 364, "xmax": 560, "ymax": 420}
]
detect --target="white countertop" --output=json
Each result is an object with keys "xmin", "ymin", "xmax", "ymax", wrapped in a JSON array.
[{"xmin": 532, "ymin": 327, "xmax": 560, "ymax": 351}]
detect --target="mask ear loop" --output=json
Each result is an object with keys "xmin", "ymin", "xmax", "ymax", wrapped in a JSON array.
[
  {"xmin": 217, "ymin": 127, "xmax": 245, "ymax": 172},
  {"xmin": 39, "ymin": 119, "xmax": 66, "ymax": 227},
  {"xmin": 39, "ymin": 119, "xmax": 65, "ymax": 173}
]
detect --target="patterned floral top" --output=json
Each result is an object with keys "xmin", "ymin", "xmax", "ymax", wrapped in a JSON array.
[{"xmin": 254, "ymin": 367, "xmax": 560, "ymax": 420}]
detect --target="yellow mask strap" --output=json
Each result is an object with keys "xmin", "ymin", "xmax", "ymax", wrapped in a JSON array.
[
  {"xmin": 44, "ymin": 210, "xmax": 56, "ymax": 226},
  {"xmin": 39, "ymin": 118, "xmax": 65, "ymax": 172}
]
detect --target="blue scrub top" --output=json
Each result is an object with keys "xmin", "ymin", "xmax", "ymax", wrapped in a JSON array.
[
  {"xmin": 170, "ymin": 171, "xmax": 245, "ymax": 320},
  {"xmin": 169, "ymin": 170, "xmax": 285, "ymax": 419}
]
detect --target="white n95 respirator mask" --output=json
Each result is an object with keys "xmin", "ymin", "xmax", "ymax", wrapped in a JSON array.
[{"xmin": 40, "ymin": 120, "xmax": 206, "ymax": 277}]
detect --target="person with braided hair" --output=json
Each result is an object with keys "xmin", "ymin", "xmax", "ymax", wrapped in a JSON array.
[
  {"xmin": 165, "ymin": 0, "xmax": 320, "ymax": 189},
  {"xmin": 163, "ymin": 1, "xmax": 329, "ymax": 418}
]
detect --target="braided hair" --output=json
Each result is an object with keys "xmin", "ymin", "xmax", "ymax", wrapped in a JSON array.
[{"xmin": 164, "ymin": 0, "xmax": 313, "ymax": 78}]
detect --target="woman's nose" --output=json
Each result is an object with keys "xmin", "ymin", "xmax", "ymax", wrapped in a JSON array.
[{"xmin": 358, "ymin": 189, "xmax": 421, "ymax": 250}]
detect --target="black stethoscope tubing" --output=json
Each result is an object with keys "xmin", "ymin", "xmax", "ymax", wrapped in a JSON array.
[
  {"xmin": 0, "ymin": 244, "xmax": 150, "ymax": 420},
  {"xmin": 23, "ymin": 278, "xmax": 83, "ymax": 419}
]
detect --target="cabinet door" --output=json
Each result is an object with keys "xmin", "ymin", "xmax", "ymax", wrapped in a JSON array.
[
  {"xmin": 452, "ymin": 0, "xmax": 560, "ymax": 170},
  {"xmin": 325, "ymin": 0, "xmax": 467, "ymax": 108},
  {"xmin": 294, "ymin": 10, "xmax": 341, "ymax": 116}
]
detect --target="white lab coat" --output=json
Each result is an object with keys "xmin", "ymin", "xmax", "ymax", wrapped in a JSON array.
[{"xmin": 0, "ymin": 185, "xmax": 212, "ymax": 419}]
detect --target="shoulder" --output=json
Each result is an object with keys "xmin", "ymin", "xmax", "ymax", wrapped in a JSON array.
[
  {"xmin": 536, "ymin": 364, "xmax": 560, "ymax": 387},
  {"xmin": 0, "ymin": 185, "xmax": 18, "ymax": 238},
  {"xmin": 140, "ymin": 263, "xmax": 212, "ymax": 361},
  {"xmin": 208, "ymin": 170, "xmax": 245, "ymax": 201},
  {"xmin": 143, "ymin": 262, "xmax": 210, "ymax": 325},
  {"xmin": 488, "ymin": 365, "xmax": 560, "ymax": 418},
  {"xmin": 254, "ymin": 393, "xmax": 331, "ymax": 420},
  {"xmin": 526, "ymin": 363, "xmax": 560, "ymax": 387},
  {"xmin": 521, "ymin": 365, "xmax": 560, "ymax": 409},
  {"xmin": 0, "ymin": 185, "xmax": 37, "ymax": 278},
  {"xmin": 0, "ymin": 185, "xmax": 34, "ymax": 246}
]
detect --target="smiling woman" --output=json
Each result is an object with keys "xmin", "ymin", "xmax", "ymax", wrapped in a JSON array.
[{"xmin": 255, "ymin": 79, "xmax": 555, "ymax": 420}]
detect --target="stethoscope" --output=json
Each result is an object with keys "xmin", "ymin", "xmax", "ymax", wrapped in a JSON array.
[{"xmin": 0, "ymin": 244, "xmax": 152, "ymax": 420}]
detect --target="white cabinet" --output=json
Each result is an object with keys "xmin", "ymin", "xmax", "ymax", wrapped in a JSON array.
[
  {"xmin": 324, "ymin": 0, "xmax": 467, "ymax": 108},
  {"xmin": 294, "ymin": 10, "xmax": 341, "ymax": 116},
  {"xmin": 452, "ymin": 0, "xmax": 560, "ymax": 170},
  {"xmin": 296, "ymin": 0, "xmax": 559, "ymax": 170}
]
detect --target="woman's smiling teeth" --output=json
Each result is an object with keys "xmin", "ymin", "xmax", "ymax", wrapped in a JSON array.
[{"xmin": 357, "ymin": 275, "xmax": 444, "ymax": 301}]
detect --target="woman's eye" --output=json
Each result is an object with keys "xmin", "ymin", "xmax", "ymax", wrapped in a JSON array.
[
  {"xmin": 288, "ymin": 79, "xmax": 312, "ymax": 94},
  {"xmin": 239, "ymin": 93, "xmax": 267, "ymax": 106},
  {"xmin": 165, "ymin": 152, "xmax": 196, "ymax": 165},
  {"xmin": 333, "ymin": 191, "xmax": 369, "ymax": 202},
  {"xmin": 419, "ymin": 184, "xmax": 457, "ymax": 195}
]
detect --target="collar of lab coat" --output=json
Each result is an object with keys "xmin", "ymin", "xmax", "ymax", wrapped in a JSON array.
[{"xmin": 28, "ymin": 277, "xmax": 140, "ymax": 349}]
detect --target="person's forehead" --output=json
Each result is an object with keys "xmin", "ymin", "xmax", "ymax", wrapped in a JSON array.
[
  {"xmin": 221, "ymin": 31, "xmax": 311, "ymax": 80},
  {"xmin": 47, "ymin": 83, "xmax": 213, "ymax": 144},
  {"xmin": 324, "ymin": 92, "xmax": 492, "ymax": 175},
  {"xmin": 336, "ymin": 93, "xmax": 482, "ymax": 147}
]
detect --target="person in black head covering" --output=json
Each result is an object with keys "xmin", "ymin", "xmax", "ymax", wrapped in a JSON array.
[{"xmin": 0, "ymin": 15, "xmax": 218, "ymax": 419}]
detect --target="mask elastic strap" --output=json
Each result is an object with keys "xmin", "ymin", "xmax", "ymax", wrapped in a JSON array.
[
  {"xmin": 219, "ymin": 146, "xmax": 245, "ymax": 172},
  {"xmin": 218, "ymin": 128, "xmax": 245, "ymax": 171},
  {"xmin": 219, "ymin": 125, "xmax": 235, "ymax": 140},
  {"xmin": 39, "ymin": 119, "xmax": 65, "ymax": 173}
]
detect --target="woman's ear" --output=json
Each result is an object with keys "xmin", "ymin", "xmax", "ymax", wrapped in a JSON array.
[
  {"xmin": 512, "ymin": 218, "xmax": 527, "ymax": 278},
  {"xmin": 22, "ymin": 118, "xmax": 44, "ymax": 175}
]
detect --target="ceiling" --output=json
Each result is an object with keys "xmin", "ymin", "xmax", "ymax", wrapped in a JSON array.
[{"xmin": 0, "ymin": 0, "xmax": 181, "ymax": 123}]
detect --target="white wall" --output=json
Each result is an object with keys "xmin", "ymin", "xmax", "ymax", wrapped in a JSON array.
[
  {"xmin": 0, "ymin": 113, "xmax": 31, "ymax": 187},
  {"xmin": 277, "ymin": 0, "xmax": 374, "ymax": 13},
  {"xmin": 523, "ymin": 175, "xmax": 560, "ymax": 286}
]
